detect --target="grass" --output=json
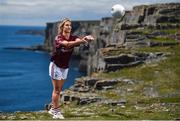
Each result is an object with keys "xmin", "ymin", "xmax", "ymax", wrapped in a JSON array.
[
  {"xmin": 151, "ymin": 36, "xmax": 177, "ymax": 43},
  {"xmin": 161, "ymin": 28, "xmax": 180, "ymax": 34},
  {"xmin": 100, "ymin": 47, "xmax": 131, "ymax": 57},
  {"xmin": 131, "ymin": 26, "xmax": 180, "ymax": 35}
]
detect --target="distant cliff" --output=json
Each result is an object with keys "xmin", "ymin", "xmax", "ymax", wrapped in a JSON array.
[{"xmin": 43, "ymin": 3, "xmax": 180, "ymax": 74}]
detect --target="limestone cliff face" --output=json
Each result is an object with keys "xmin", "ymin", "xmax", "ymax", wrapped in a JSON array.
[
  {"xmin": 44, "ymin": 22, "xmax": 58, "ymax": 52},
  {"xmin": 89, "ymin": 3, "xmax": 180, "ymax": 74},
  {"xmin": 121, "ymin": 2, "xmax": 180, "ymax": 26},
  {"xmin": 44, "ymin": 3, "xmax": 180, "ymax": 74}
]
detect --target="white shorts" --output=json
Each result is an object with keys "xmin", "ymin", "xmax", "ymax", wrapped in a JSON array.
[{"xmin": 49, "ymin": 62, "xmax": 69, "ymax": 80}]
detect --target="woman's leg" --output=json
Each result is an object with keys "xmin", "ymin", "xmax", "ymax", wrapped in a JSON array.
[{"xmin": 51, "ymin": 79, "xmax": 65, "ymax": 108}]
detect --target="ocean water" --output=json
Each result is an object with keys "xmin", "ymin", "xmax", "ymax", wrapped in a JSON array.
[{"xmin": 0, "ymin": 25, "xmax": 85, "ymax": 112}]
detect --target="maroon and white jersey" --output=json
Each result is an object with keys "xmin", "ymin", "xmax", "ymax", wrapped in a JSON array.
[{"xmin": 51, "ymin": 33, "xmax": 78, "ymax": 68}]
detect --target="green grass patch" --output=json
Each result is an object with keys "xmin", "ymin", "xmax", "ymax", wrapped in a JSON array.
[
  {"xmin": 130, "ymin": 27, "xmax": 154, "ymax": 35},
  {"xmin": 160, "ymin": 96, "xmax": 180, "ymax": 103},
  {"xmin": 151, "ymin": 36, "xmax": 177, "ymax": 43},
  {"xmin": 101, "ymin": 47, "xmax": 132, "ymax": 57},
  {"xmin": 161, "ymin": 28, "xmax": 180, "ymax": 34},
  {"xmin": 131, "ymin": 26, "xmax": 180, "ymax": 36},
  {"xmin": 135, "ymin": 46, "xmax": 171, "ymax": 52}
]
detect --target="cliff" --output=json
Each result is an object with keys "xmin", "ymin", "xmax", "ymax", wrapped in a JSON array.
[
  {"xmin": 43, "ymin": 3, "xmax": 180, "ymax": 74},
  {"xmin": 88, "ymin": 2, "xmax": 180, "ymax": 75}
]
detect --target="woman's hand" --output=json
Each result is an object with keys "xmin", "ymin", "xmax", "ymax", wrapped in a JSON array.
[{"xmin": 83, "ymin": 35, "xmax": 95, "ymax": 42}]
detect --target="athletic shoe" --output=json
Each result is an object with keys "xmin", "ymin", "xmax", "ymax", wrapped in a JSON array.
[
  {"xmin": 48, "ymin": 108, "xmax": 56, "ymax": 115},
  {"xmin": 53, "ymin": 111, "xmax": 65, "ymax": 119}
]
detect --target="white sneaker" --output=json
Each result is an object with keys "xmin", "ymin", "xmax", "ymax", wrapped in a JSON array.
[
  {"xmin": 53, "ymin": 111, "xmax": 65, "ymax": 119},
  {"xmin": 48, "ymin": 108, "xmax": 56, "ymax": 115}
]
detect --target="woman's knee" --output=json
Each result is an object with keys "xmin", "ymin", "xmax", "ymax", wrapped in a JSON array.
[
  {"xmin": 53, "ymin": 90, "xmax": 60, "ymax": 95},
  {"xmin": 54, "ymin": 87, "xmax": 62, "ymax": 95}
]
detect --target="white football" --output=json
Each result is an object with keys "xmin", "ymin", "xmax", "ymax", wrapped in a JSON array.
[{"xmin": 111, "ymin": 4, "xmax": 125, "ymax": 18}]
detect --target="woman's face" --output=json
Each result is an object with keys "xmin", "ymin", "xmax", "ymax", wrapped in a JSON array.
[{"xmin": 63, "ymin": 21, "xmax": 72, "ymax": 33}]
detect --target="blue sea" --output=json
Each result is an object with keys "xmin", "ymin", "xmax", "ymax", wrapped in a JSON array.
[{"xmin": 0, "ymin": 25, "xmax": 85, "ymax": 112}]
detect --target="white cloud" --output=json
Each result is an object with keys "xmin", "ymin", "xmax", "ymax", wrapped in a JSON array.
[{"xmin": 0, "ymin": 0, "xmax": 179, "ymax": 26}]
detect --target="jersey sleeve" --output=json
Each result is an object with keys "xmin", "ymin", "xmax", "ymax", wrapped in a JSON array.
[
  {"xmin": 72, "ymin": 35, "xmax": 78, "ymax": 41},
  {"xmin": 55, "ymin": 35, "xmax": 64, "ymax": 48}
]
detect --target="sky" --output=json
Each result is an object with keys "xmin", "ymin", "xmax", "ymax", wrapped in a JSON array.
[{"xmin": 0, "ymin": 0, "xmax": 179, "ymax": 26}]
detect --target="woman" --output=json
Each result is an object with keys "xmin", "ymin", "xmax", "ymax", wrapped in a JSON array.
[{"xmin": 48, "ymin": 18, "xmax": 94, "ymax": 119}]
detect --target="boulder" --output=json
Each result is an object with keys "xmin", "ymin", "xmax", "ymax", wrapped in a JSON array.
[
  {"xmin": 104, "ymin": 99, "xmax": 127, "ymax": 106},
  {"xmin": 84, "ymin": 78, "xmax": 99, "ymax": 87},
  {"xmin": 94, "ymin": 79, "xmax": 118, "ymax": 90},
  {"xmin": 78, "ymin": 97, "xmax": 102, "ymax": 105}
]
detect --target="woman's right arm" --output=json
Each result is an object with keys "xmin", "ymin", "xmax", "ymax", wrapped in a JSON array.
[{"xmin": 60, "ymin": 35, "xmax": 94, "ymax": 49}]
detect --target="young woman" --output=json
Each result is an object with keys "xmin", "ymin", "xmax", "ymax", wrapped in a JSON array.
[{"xmin": 48, "ymin": 18, "xmax": 94, "ymax": 119}]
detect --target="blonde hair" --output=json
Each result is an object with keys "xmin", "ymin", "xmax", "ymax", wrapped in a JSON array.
[{"xmin": 58, "ymin": 18, "xmax": 71, "ymax": 34}]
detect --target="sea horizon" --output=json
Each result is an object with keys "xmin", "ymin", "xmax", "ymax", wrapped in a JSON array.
[{"xmin": 0, "ymin": 24, "xmax": 46, "ymax": 28}]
